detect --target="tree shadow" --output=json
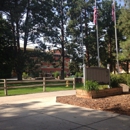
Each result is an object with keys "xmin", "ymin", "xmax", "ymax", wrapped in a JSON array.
[{"xmin": 0, "ymin": 94, "xmax": 130, "ymax": 130}]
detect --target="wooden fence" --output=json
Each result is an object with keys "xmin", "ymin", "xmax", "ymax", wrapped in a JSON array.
[{"xmin": 0, "ymin": 77, "xmax": 75, "ymax": 96}]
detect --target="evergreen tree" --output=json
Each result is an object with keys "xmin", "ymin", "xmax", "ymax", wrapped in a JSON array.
[
  {"xmin": 98, "ymin": 0, "xmax": 116, "ymax": 70},
  {"xmin": 67, "ymin": 0, "xmax": 122, "ymax": 71},
  {"xmin": 67, "ymin": 0, "xmax": 95, "ymax": 67},
  {"xmin": 123, "ymin": 0, "xmax": 130, "ymax": 8},
  {"xmin": 117, "ymin": 7, "xmax": 130, "ymax": 72},
  {"xmin": 42, "ymin": 0, "xmax": 70, "ymax": 79},
  {"xmin": 0, "ymin": 14, "xmax": 14, "ymax": 78},
  {"xmin": 97, "ymin": 0, "xmax": 122, "ymax": 71},
  {"xmin": 118, "ymin": 8, "xmax": 130, "ymax": 38}
]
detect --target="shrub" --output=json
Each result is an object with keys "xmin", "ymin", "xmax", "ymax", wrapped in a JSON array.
[
  {"xmin": 84, "ymin": 80, "xmax": 99, "ymax": 91},
  {"xmin": 110, "ymin": 74, "xmax": 127, "ymax": 88},
  {"xmin": 75, "ymin": 72, "xmax": 83, "ymax": 77},
  {"xmin": 110, "ymin": 75, "xmax": 119, "ymax": 88},
  {"xmin": 78, "ymin": 72, "xmax": 83, "ymax": 77},
  {"xmin": 75, "ymin": 72, "xmax": 79, "ymax": 77},
  {"xmin": 125, "ymin": 74, "xmax": 130, "ymax": 87},
  {"xmin": 22, "ymin": 72, "xmax": 28, "ymax": 79},
  {"xmin": 53, "ymin": 71, "xmax": 59, "ymax": 78},
  {"xmin": 118, "ymin": 74, "xmax": 127, "ymax": 84}
]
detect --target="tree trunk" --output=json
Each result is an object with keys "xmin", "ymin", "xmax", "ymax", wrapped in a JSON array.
[
  {"xmin": 17, "ymin": 70, "xmax": 22, "ymax": 80},
  {"xmin": 60, "ymin": 0, "xmax": 64, "ymax": 79},
  {"xmin": 15, "ymin": 51, "xmax": 25, "ymax": 81}
]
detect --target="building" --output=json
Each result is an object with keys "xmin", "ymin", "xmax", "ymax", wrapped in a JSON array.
[
  {"xmin": 11, "ymin": 42, "xmax": 70, "ymax": 78},
  {"xmin": 41, "ymin": 49, "xmax": 70, "ymax": 77}
]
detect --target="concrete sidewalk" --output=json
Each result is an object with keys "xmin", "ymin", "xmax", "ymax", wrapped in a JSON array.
[{"xmin": 0, "ymin": 90, "xmax": 130, "ymax": 130}]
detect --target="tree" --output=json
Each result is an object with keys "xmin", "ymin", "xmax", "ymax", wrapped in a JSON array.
[
  {"xmin": 41, "ymin": 0, "xmax": 70, "ymax": 79},
  {"xmin": 67, "ymin": 0, "xmax": 122, "ymax": 71},
  {"xmin": 98, "ymin": 0, "xmax": 116, "ymax": 70},
  {"xmin": 123, "ymin": 0, "xmax": 130, "ymax": 8},
  {"xmin": 0, "ymin": 14, "xmax": 14, "ymax": 78},
  {"xmin": 0, "ymin": 0, "xmax": 54, "ymax": 80},
  {"xmin": 67, "ymin": 0, "xmax": 96, "ymax": 67},
  {"xmin": 117, "ymin": 8, "xmax": 130, "ymax": 72},
  {"xmin": 118, "ymin": 8, "xmax": 130, "ymax": 39},
  {"xmin": 96, "ymin": 0, "xmax": 122, "ymax": 72}
]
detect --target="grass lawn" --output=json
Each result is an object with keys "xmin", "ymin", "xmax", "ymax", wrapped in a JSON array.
[{"xmin": 0, "ymin": 83, "xmax": 83, "ymax": 96}]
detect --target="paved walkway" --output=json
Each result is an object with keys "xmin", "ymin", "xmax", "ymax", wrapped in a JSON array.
[{"xmin": 0, "ymin": 90, "xmax": 130, "ymax": 130}]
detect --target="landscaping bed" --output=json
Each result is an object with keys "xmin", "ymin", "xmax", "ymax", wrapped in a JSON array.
[
  {"xmin": 56, "ymin": 93, "xmax": 130, "ymax": 116},
  {"xmin": 76, "ymin": 87, "xmax": 123, "ymax": 98}
]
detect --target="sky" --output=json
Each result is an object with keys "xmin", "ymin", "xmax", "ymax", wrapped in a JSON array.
[{"xmin": 116, "ymin": 0, "xmax": 124, "ymax": 6}]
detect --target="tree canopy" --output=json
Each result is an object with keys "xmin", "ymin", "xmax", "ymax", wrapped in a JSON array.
[
  {"xmin": 0, "ymin": 0, "xmax": 129, "ymax": 78},
  {"xmin": 118, "ymin": 8, "xmax": 130, "ymax": 61},
  {"xmin": 0, "ymin": 14, "xmax": 14, "ymax": 78},
  {"xmin": 0, "ymin": 0, "xmax": 54, "ymax": 80}
]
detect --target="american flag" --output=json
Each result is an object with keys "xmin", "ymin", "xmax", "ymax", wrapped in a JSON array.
[
  {"xmin": 93, "ymin": 7, "xmax": 97, "ymax": 24},
  {"xmin": 112, "ymin": 2, "xmax": 115, "ymax": 21}
]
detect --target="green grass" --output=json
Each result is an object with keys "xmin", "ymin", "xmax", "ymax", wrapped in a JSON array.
[{"xmin": 0, "ymin": 83, "xmax": 83, "ymax": 97}]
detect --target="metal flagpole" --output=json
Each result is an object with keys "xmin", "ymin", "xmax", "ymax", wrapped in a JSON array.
[
  {"xmin": 113, "ymin": 0, "xmax": 119, "ymax": 73},
  {"xmin": 80, "ymin": 11, "xmax": 86, "ymax": 87},
  {"xmin": 95, "ymin": 0, "xmax": 100, "ymax": 67}
]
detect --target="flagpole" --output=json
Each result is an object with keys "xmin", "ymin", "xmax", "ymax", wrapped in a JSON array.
[
  {"xmin": 95, "ymin": 0, "xmax": 100, "ymax": 67},
  {"xmin": 113, "ymin": 0, "xmax": 119, "ymax": 73},
  {"xmin": 80, "ymin": 12, "xmax": 85, "ymax": 87}
]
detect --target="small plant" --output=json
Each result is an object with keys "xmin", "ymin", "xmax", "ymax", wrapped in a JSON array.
[
  {"xmin": 53, "ymin": 71, "xmax": 59, "ymax": 78},
  {"xmin": 22, "ymin": 72, "xmax": 28, "ymax": 79},
  {"xmin": 75, "ymin": 72, "xmax": 83, "ymax": 77},
  {"xmin": 84, "ymin": 80, "xmax": 99, "ymax": 91},
  {"xmin": 75, "ymin": 72, "xmax": 79, "ymax": 77},
  {"xmin": 78, "ymin": 72, "xmax": 83, "ymax": 77}
]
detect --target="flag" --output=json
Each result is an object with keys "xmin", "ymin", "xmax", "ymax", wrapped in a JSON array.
[
  {"xmin": 112, "ymin": 2, "xmax": 115, "ymax": 21},
  {"xmin": 93, "ymin": 7, "xmax": 97, "ymax": 24}
]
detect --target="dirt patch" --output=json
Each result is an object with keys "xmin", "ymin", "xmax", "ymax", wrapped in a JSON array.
[{"xmin": 56, "ymin": 93, "xmax": 130, "ymax": 116}]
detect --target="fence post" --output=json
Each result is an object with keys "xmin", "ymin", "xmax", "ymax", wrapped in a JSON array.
[
  {"xmin": 66, "ymin": 80, "xmax": 69, "ymax": 87},
  {"xmin": 43, "ymin": 77, "xmax": 46, "ymax": 92},
  {"xmin": 4, "ymin": 79, "xmax": 7, "ymax": 96},
  {"xmin": 73, "ymin": 78, "xmax": 75, "ymax": 90}
]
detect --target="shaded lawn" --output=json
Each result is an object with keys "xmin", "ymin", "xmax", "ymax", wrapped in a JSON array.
[{"xmin": 0, "ymin": 83, "xmax": 83, "ymax": 96}]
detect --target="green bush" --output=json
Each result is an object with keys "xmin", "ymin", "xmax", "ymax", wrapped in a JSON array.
[
  {"xmin": 110, "ymin": 74, "xmax": 127, "ymax": 88},
  {"xmin": 121, "ymin": 74, "xmax": 130, "ymax": 86},
  {"xmin": 53, "ymin": 71, "xmax": 59, "ymax": 78},
  {"xmin": 127, "ymin": 74, "xmax": 130, "ymax": 87},
  {"xmin": 22, "ymin": 72, "xmax": 28, "ymax": 79},
  {"xmin": 110, "ymin": 75, "xmax": 119, "ymax": 88},
  {"xmin": 75, "ymin": 72, "xmax": 83, "ymax": 77},
  {"xmin": 78, "ymin": 72, "xmax": 83, "ymax": 77},
  {"xmin": 75, "ymin": 72, "xmax": 79, "ymax": 77},
  {"xmin": 84, "ymin": 80, "xmax": 99, "ymax": 91}
]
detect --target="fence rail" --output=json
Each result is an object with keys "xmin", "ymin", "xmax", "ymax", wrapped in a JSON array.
[{"xmin": 0, "ymin": 77, "xmax": 75, "ymax": 96}]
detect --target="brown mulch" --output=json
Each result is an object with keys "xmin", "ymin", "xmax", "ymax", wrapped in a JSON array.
[{"xmin": 56, "ymin": 93, "xmax": 130, "ymax": 116}]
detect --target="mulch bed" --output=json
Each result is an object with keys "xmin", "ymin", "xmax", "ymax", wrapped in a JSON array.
[{"xmin": 56, "ymin": 93, "xmax": 130, "ymax": 116}]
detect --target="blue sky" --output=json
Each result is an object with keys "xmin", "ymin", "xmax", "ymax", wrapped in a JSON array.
[{"xmin": 117, "ymin": 0, "xmax": 124, "ymax": 6}]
